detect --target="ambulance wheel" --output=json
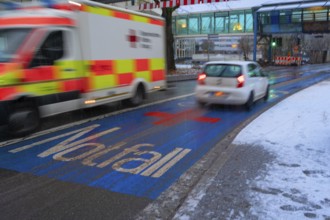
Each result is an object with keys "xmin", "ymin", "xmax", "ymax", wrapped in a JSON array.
[
  {"xmin": 8, "ymin": 102, "xmax": 40, "ymax": 137},
  {"xmin": 126, "ymin": 84, "xmax": 145, "ymax": 106}
]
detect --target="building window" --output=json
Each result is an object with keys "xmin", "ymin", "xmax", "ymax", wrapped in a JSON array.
[
  {"xmin": 279, "ymin": 11, "xmax": 292, "ymax": 24},
  {"xmin": 302, "ymin": 8, "xmax": 328, "ymax": 22},
  {"xmin": 314, "ymin": 9, "xmax": 327, "ymax": 21},
  {"xmin": 245, "ymin": 11, "xmax": 253, "ymax": 32},
  {"xmin": 292, "ymin": 10, "xmax": 302, "ymax": 23},
  {"xmin": 215, "ymin": 16, "xmax": 228, "ymax": 33},
  {"xmin": 215, "ymin": 12, "xmax": 229, "ymax": 33},
  {"xmin": 260, "ymin": 12, "xmax": 270, "ymax": 25},
  {"xmin": 229, "ymin": 13, "xmax": 238, "ymax": 32},
  {"xmin": 303, "ymin": 11, "xmax": 314, "ymax": 21},
  {"xmin": 239, "ymin": 11, "xmax": 245, "ymax": 31},
  {"xmin": 176, "ymin": 17, "xmax": 188, "ymax": 35},
  {"xmin": 188, "ymin": 16, "xmax": 200, "ymax": 34},
  {"xmin": 230, "ymin": 11, "xmax": 244, "ymax": 33},
  {"xmin": 201, "ymin": 13, "xmax": 214, "ymax": 34}
]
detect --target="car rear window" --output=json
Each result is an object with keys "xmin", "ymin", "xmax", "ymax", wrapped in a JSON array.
[{"xmin": 204, "ymin": 64, "xmax": 242, "ymax": 77}]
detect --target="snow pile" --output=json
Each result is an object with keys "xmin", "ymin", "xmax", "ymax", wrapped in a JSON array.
[{"xmin": 233, "ymin": 80, "xmax": 330, "ymax": 219}]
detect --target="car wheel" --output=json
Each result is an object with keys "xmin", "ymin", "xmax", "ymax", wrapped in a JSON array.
[
  {"xmin": 197, "ymin": 100, "xmax": 206, "ymax": 108},
  {"xmin": 8, "ymin": 102, "xmax": 40, "ymax": 137},
  {"xmin": 244, "ymin": 92, "xmax": 254, "ymax": 111},
  {"xmin": 264, "ymin": 86, "xmax": 270, "ymax": 102}
]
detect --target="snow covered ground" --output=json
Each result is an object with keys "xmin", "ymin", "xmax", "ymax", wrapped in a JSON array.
[{"xmin": 233, "ymin": 79, "xmax": 330, "ymax": 219}]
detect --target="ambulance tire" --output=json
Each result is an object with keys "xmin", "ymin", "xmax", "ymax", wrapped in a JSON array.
[
  {"xmin": 125, "ymin": 84, "xmax": 145, "ymax": 107},
  {"xmin": 8, "ymin": 102, "xmax": 40, "ymax": 137}
]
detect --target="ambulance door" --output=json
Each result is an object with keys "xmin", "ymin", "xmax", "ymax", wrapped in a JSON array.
[{"xmin": 27, "ymin": 27, "xmax": 84, "ymax": 117}]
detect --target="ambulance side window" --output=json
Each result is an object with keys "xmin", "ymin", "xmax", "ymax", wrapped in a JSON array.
[{"xmin": 29, "ymin": 30, "xmax": 64, "ymax": 68}]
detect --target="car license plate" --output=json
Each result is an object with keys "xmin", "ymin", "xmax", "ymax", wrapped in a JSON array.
[{"xmin": 209, "ymin": 91, "xmax": 224, "ymax": 97}]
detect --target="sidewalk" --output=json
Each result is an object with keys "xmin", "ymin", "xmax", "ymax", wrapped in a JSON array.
[{"xmin": 173, "ymin": 79, "xmax": 330, "ymax": 219}]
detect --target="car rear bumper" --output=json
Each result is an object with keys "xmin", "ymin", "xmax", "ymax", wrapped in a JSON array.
[{"xmin": 195, "ymin": 86, "xmax": 250, "ymax": 105}]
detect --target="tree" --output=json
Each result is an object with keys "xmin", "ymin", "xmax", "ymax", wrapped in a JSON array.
[
  {"xmin": 307, "ymin": 35, "xmax": 330, "ymax": 63},
  {"xmin": 238, "ymin": 35, "xmax": 252, "ymax": 61},
  {"xmin": 200, "ymin": 39, "xmax": 215, "ymax": 53},
  {"xmin": 155, "ymin": 0, "xmax": 179, "ymax": 71}
]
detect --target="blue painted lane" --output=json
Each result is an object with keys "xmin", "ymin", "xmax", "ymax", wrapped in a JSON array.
[
  {"xmin": 268, "ymin": 66, "xmax": 330, "ymax": 85},
  {"xmin": 0, "ymin": 73, "xmax": 329, "ymax": 200}
]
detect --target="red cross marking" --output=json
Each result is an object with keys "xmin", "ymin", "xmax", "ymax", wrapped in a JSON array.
[
  {"xmin": 127, "ymin": 30, "xmax": 139, "ymax": 48},
  {"xmin": 145, "ymin": 109, "xmax": 220, "ymax": 126}
]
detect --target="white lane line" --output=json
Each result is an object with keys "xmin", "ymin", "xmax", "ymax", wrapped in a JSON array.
[{"xmin": 0, "ymin": 93, "xmax": 195, "ymax": 147}]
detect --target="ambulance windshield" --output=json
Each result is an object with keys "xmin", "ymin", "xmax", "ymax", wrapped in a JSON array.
[{"xmin": 0, "ymin": 28, "xmax": 32, "ymax": 62}]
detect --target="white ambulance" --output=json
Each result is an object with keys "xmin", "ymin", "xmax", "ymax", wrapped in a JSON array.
[{"xmin": 0, "ymin": 0, "xmax": 166, "ymax": 136}]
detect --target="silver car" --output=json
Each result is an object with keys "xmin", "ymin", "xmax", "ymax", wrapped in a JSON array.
[{"xmin": 195, "ymin": 61, "xmax": 269, "ymax": 110}]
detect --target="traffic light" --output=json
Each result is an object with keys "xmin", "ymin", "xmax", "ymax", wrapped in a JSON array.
[
  {"xmin": 271, "ymin": 37, "xmax": 282, "ymax": 47},
  {"xmin": 271, "ymin": 40, "xmax": 276, "ymax": 47}
]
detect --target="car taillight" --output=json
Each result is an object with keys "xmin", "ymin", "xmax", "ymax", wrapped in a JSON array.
[
  {"xmin": 198, "ymin": 73, "xmax": 206, "ymax": 85},
  {"xmin": 237, "ymin": 74, "xmax": 245, "ymax": 88}
]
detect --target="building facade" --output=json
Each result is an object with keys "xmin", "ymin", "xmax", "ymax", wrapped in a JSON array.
[
  {"xmin": 172, "ymin": 9, "xmax": 255, "ymax": 61},
  {"xmin": 172, "ymin": 0, "xmax": 330, "ymax": 63}
]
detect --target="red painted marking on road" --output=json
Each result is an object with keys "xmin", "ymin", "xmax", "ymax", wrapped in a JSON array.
[
  {"xmin": 145, "ymin": 109, "xmax": 220, "ymax": 126},
  {"xmin": 145, "ymin": 112, "xmax": 172, "ymax": 117},
  {"xmin": 194, "ymin": 116, "xmax": 220, "ymax": 123}
]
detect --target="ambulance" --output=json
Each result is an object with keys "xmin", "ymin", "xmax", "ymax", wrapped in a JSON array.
[{"xmin": 0, "ymin": 0, "xmax": 166, "ymax": 136}]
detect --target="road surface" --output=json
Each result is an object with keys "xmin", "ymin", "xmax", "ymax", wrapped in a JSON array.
[{"xmin": 0, "ymin": 64, "xmax": 329, "ymax": 220}]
